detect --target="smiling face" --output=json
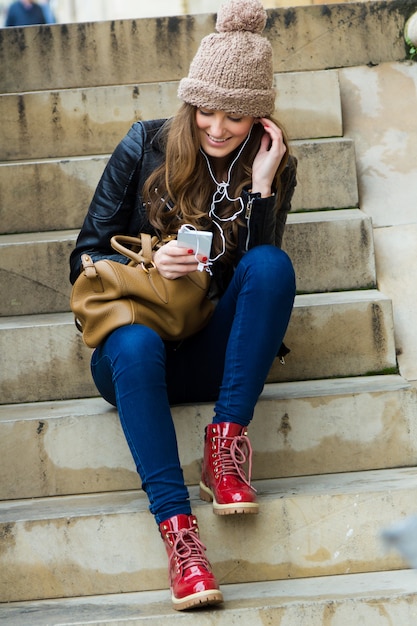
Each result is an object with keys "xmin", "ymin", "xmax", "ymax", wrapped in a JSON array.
[{"xmin": 196, "ymin": 108, "xmax": 255, "ymax": 161}]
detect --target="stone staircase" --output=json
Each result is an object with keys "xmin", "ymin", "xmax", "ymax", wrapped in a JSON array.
[{"xmin": 1, "ymin": 2, "xmax": 417, "ymax": 623}]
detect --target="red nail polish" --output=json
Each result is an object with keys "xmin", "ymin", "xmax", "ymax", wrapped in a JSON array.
[
  {"xmin": 202, "ymin": 256, "xmax": 208, "ymax": 262},
  {"xmin": 187, "ymin": 249, "xmax": 194, "ymax": 254}
]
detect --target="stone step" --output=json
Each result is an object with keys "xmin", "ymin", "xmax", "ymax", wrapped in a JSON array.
[
  {"xmin": 1, "ymin": 569, "xmax": 416, "ymax": 625},
  {"xmin": 0, "ymin": 467, "xmax": 414, "ymax": 602},
  {"xmin": 283, "ymin": 209, "xmax": 374, "ymax": 294},
  {"xmin": 0, "ymin": 230, "xmax": 76, "ymax": 317},
  {"xmin": 0, "ymin": 155, "xmax": 108, "ymax": 235},
  {"xmin": 0, "ymin": 137, "xmax": 357, "ymax": 235},
  {"xmin": 0, "ymin": 290, "xmax": 396, "ymax": 404},
  {"xmin": 0, "ymin": 70, "xmax": 342, "ymax": 161},
  {"xmin": 267, "ymin": 289, "xmax": 396, "ymax": 382},
  {"xmin": 291, "ymin": 137, "xmax": 358, "ymax": 212},
  {"xmin": 0, "ymin": 209, "xmax": 372, "ymax": 317},
  {"xmin": 0, "ymin": 2, "xmax": 409, "ymax": 93},
  {"xmin": 0, "ymin": 375, "xmax": 414, "ymax": 501}
]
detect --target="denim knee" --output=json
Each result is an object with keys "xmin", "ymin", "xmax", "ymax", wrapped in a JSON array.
[
  {"xmin": 103, "ymin": 324, "xmax": 165, "ymax": 362},
  {"xmin": 91, "ymin": 324, "xmax": 166, "ymax": 405},
  {"xmin": 239, "ymin": 245, "xmax": 295, "ymax": 292}
]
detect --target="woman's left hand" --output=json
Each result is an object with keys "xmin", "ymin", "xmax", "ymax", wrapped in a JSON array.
[
  {"xmin": 251, "ymin": 118, "xmax": 286, "ymax": 197},
  {"xmin": 153, "ymin": 239, "xmax": 203, "ymax": 279}
]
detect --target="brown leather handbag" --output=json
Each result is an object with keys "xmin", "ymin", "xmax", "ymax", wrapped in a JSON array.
[{"xmin": 70, "ymin": 233, "xmax": 214, "ymax": 348}]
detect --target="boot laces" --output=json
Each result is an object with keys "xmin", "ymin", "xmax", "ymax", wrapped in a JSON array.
[
  {"xmin": 216, "ymin": 434, "xmax": 255, "ymax": 490},
  {"xmin": 167, "ymin": 527, "xmax": 210, "ymax": 575}
]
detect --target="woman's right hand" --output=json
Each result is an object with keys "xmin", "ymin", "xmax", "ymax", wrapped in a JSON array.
[{"xmin": 153, "ymin": 239, "xmax": 203, "ymax": 279}]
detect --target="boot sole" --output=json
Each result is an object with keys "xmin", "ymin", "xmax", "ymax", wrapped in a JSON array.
[
  {"xmin": 199, "ymin": 482, "xmax": 259, "ymax": 515},
  {"xmin": 172, "ymin": 588, "xmax": 224, "ymax": 611}
]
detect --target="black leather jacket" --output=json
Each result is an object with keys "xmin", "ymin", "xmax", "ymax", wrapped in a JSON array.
[{"xmin": 69, "ymin": 119, "xmax": 297, "ymax": 288}]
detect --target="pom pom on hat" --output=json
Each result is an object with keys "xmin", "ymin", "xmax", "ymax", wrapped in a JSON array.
[
  {"xmin": 216, "ymin": 0, "xmax": 267, "ymax": 34},
  {"xmin": 178, "ymin": 0, "xmax": 275, "ymax": 118}
]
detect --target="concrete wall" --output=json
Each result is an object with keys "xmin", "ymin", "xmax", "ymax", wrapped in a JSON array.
[
  {"xmin": 339, "ymin": 60, "xmax": 417, "ymax": 382},
  {"xmin": 51, "ymin": 0, "xmax": 380, "ymax": 22},
  {"xmin": 0, "ymin": 0, "xmax": 381, "ymax": 27}
]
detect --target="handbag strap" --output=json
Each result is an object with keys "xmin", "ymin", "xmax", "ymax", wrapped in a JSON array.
[
  {"xmin": 140, "ymin": 233, "xmax": 154, "ymax": 265},
  {"xmin": 110, "ymin": 234, "xmax": 158, "ymax": 266}
]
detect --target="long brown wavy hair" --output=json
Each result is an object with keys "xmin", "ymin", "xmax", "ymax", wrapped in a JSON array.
[{"xmin": 143, "ymin": 103, "xmax": 290, "ymax": 266}]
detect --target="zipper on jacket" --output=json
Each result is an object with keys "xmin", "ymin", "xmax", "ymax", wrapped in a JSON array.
[
  {"xmin": 245, "ymin": 197, "xmax": 254, "ymax": 219},
  {"xmin": 244, "ymin": 197, "xmax": 254, "ymax": 250}
]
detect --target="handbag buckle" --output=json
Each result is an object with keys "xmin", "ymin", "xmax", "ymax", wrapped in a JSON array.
[
  {"xmin": 141, "ymin": 261, "xmax": 156, "ymax": 274},
  {"xmin": 81, "ymin": 254, "xmax": 98, "ymax": 278}
]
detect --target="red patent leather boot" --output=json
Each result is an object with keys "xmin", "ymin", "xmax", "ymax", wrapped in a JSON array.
[
  {"xmin": 159, "ymin": 513, "xmax": 223, "ymax": 611},
  {"xmin": 200, "ymin": 422, "xmax": 259, "ymax": 515}
]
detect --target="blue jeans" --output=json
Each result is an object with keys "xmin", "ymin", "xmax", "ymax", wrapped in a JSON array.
[{"xmin": 91, "ymin": 245, "xmax": 295, "ymax": 524}]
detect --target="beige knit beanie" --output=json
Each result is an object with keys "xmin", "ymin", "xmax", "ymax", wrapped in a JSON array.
[{"xmin": 178, "ymin": 0, "xmax": 275, "ymax": 118}]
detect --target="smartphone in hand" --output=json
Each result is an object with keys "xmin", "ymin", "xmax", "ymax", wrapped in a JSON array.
[{"xmin": 177, "ymin": 229, "xmax": 213, "ymax": 259}]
